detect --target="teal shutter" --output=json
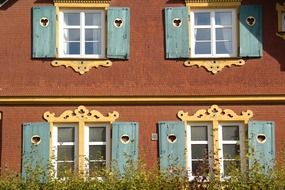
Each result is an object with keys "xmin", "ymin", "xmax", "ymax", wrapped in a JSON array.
[
  {"xmin": 22, "ymin": 122, "xmax": 50, "ymax": 181},
  {"xmin": 239, "ymin": 5, "xmax": 263, "ymax": 57},
  {"xmin": 107, "ymin": 7, "xmax": 130, "ymax": 59},
  {"xmin": 165, "ymin": 7, "xmax": 189, "ymax": 58},
  {"xmin": 158, "ymin": 121, "xmax": 185, "ymax": 171},
  {"xmin": 248, "ymin": 121, "xmax": 275, "ymax": 172},
  {"xmin": 32, "ymin": 6, "xmax": 56, "ymax": 58},
  {"xmin": 112, "ymin": 122, "xmax": 139, "ymax": 174}
]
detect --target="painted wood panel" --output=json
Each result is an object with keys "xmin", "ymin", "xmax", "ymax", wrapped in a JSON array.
[
  {"xmin": 32, "ymin": 6, "xmax": 56, "ymax": 58},
  {"xmin": 22, "ymin": 122, "xmax": 50, "ymax": 181},
  {"xmin": 240, "ymin": 5, "xmax": 263, "ymax": 57},
  {"xmin": 158, "ymin": 121, "xmax": 185, "ymax": 171},
  {"xmin": 107, "ymin": 7, "xmax": 130, "ymax": 59},
  {"xmin": 111, "ymin": 122, "xmax": 139, "ymax": 174},
  {"xmin": 165, "ymin": 7, "xmax": 189, "ymax": 58},
  {"xmin": 248, "ymin": 121, "xmax": 275, "ymax": 173}
]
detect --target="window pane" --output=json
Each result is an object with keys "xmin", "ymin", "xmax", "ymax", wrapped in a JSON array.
[
  {"xmin": 195, "ymin": 42, "xmax": 211, "ymax": 54},
  {"xmin": 85, "ymin": 29, "xmax": 101, "ymax": 41},
  {"xmin": 85, "ymin": 13, "xmax": 101, "ymax": 26},
  {"xmin": 89, "ymin": 161, "xmax": 106, "ymax": 175},
  {"xmin": 194, "ymin": 12, "xmax": 210, "ymax": 25},
  {"xmin": 195, "ymin": 28, "xmax": 211, "ymax": 41},
  {"xmin": 58, "ymin": 127, "xmax": 75, "ymax": 142},
  {"xmin": 215, "ymin": 12, "xmax": 232, "ymax": 25},
  {"xmin": 222, "ymin": 126, "xmax": 239, "ymax": 140},
  {"xmin": 64, "ymin": 29, "xmax": 80, "ymax": 41},
  {"xmin": 64, "ymin": 42, "xmax": 80, "ymax": 55},
  {"xmin": 216, "ymin": 42, "xmax": 232, "ymax": 54},
  {"xmin": 223, "ymin": 144, "xmax": 240, "ymax": 159},
  {"xmin": 192, "ymin": 144, "xmax": 208, "ymax": 159},
  {"xmin": 192, "ymin": 161, "xmax": 209, "ymax": 176},
  {"xmin": 64, "ymin": 13, "xmax": 80, "ymax": 26},
  {"xmin": 58, "ymin": 145, "xmax": 74, "ymax": 161},
  {"xmin": 85, "ymin": 42, "xmax": 101, "ymax": 55},
  {"xmin": 89, "ymin": 127, "xmax": 106, "ymax": 142},
  {"xmin": 191, "ymin": 126, "xmax": 208, "ymax": 141},
  {"xmin": 223, "ymin": 160, "xmax": 240, "ymax": 176},
  {"xmin": 89, "ymin": 145, "xmax": 106, "ymax": 160},
  {"xmin": 216, "ymin": 28, "xmax": 232, "ymax": 41},
  {"xmin": 57, "ymin": 162, "xmax": 74, "ymax": 178}
]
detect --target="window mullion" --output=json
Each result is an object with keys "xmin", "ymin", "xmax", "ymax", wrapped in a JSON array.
[
  {"xmin": 81, "ymin": 12, "xmax": 85, "ymax": 57},
  {"xmin": 211, "ymin": 11, "xmax": 216, "ymax": 57}
]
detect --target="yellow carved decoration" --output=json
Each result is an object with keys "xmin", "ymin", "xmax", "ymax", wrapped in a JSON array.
[
  {"xmin": 178, "ymin": 104, "xmax": 253, "ymax": 123},
  {"xmin": 178, "ymin": 105, "xmax": 253, "ymax": 179},
  {"xmin": 184, "ymin": 59, "xmax": 245, "ymax": 74},
  {"xmin": 276, "ymin": 2, "xmax": 285, "ymax": 40},
  {"xmin": 51, "ymin": 60, "xmax": 112, "ymax": 74},
  {"xmin": 43, "ymin": 105, "xmax": 119, "ymax": 123}
]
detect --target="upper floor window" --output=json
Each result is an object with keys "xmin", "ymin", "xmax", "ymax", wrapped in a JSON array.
[
  {"xmin": 59, "ymin": 10, "xmax": 105, "ymax": 59},
  {"xmin": 190, "ymin": 9, "xmax": 237, "ymax": 58}
]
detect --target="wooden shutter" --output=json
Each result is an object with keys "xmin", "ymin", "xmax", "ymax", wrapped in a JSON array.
[
  {"xmin": 107, "ymin": 7, "xmax": 130, "ymax": 59},
  {"xmin": 248, "ymin": 121, "xmax": 275, "ymax": 172},
  {"xmin": 158, "ymin": 121, "xmax": 185, "ymax": 171},
  {"xmin": 111, "ymin": 122, "xmax": 139, "ymax": 174},
  {"xmin": 32, "ymin": 6, "xmax": 56, "ymax": 58},
  {"xmin": 239, "ymin": 5, "xmax": 263, "ymax": 57},
  {"xmin": 22, "ymin": 122, "xmax": 50, "ymax": 181},
  {"xmin": 165, "ymin": 7, "xmax": 189, "ymax": 59}
]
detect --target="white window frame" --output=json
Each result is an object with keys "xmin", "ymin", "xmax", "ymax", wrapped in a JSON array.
[
  {"xmin": 282, "ymin": 12, "xmax": 285, "ymax": 32},
  {"xmin": 84, "ymin": 123, "xmax": 111, "ymax": 175},
  {"xmin": 218, "ymin": 122, "xmax": 245, "ymax": 179},
  {"xmin": 190, "ymin": 9, "xmax": 237, "ymax": 58},
  {"xmin": 186, "ymin": 122, "xmax": 213, "ymax": 181},
  {"xmin": 52, "ymin": 123, "xmax": 79, "ymax": 178},
  {"xmin": 58, "ymin": 9, "xmax": 105, "ymax": 59}
]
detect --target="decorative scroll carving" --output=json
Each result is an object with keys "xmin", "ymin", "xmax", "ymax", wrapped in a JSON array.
[
  {"xmin": 184, "ymin": 59, "xmax": 245, "ymax": 74},
  {"xmin": 185, "ymin": 0, "xmax": 241, "ymax": 2},
  {"xmin": 51, "ymin": 60, "xmax": 112, "ymax": 74},
  {"xmin": 178, "ymin": 105, "xmax": 253, "ymax": 123},
  {"xmin": 44, "ymin": 105, "xmax": 119, "ymax": 123}
]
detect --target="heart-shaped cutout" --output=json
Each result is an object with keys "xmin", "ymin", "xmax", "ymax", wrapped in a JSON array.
[
  {"xmin": 40, "ymin": 18, "xmax": 49, "ymax": 27},
  {"xmin": 114, "ymin": 19, "xmax": 123, "ymax": 28},
  {"xmin": 246, "ymin": 16, "xmax": 255, "ymax": 26},
  {"xmin": 257, "ymin": 134, "xmax": 266, "ymax": 143},
  {"xmin": 121, "ymin": 135, "xmax": 130, "ymax": 143},
  {"xmin": 168, "ymin": 134, "xmax": 177, "ymax": 143},
  {"xmin": 173, "ymin": 18, "xmax": 182, "ymax": 27},
  {"xmin": 31, "ymin": 135, "xmax": 41, "ymax": 145}
]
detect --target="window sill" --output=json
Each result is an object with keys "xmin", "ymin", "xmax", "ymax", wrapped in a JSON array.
[
  {"xmin": 184, "ymin": 58, "xmax": 245, "ymax": 74},
  {"xmin": 51, "ymin": 59, "xmax": 112, "ymax": 74}
]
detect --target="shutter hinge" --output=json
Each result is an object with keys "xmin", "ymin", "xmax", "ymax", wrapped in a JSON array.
[
  {"xmin": 56, "ymin": 47, "xmax": 58, "ymax": 54},
  {"xmin": 50, "ymin": 131, "xmax": 52, "ymax": 138},
  {"xmin": 56, "ymin": 14, "xmax": 58, "ymax": 21},
  {"xmin": 187, "ymin": 14, "xmax": 190, "ymax": 21}
]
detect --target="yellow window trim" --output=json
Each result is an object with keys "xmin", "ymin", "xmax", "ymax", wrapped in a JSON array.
[
  {"xmin": 43, "ymin": 105, "xmax": 119, "ymax": 173},
  {"xmin": 54, "ymin": 2, "xmax": 111, "ymax": 74},
  {"xmin": 51, "ymin": 60, "xmax": 112, "ymax": 75},
  {"xmin": 177, "ymin": 105, "xmax": 253, "ymax": 179},
  {"xmin": 185, "ymin": 0, "xmax": 242, "ymax": 8},
  {"xmin": 184, "ymin": 58, "xmax": 245, "ymax": 74},
  {"xmin": 276, "ymin": 2, "xmax": 285, "ymax": 40}
]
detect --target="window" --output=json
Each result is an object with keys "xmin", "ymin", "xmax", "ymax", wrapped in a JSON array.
[
  {"xmin": 84, "ymin": 124, "xmax": 111, "ymax": 176},
  {"xmin": 219, "ymin": 123, "xmax": 244, "ymax": 178},
  {"xmin": 58, "ymin": 10, "xmax": 105, "ymax": 59},
  {"xmin": 187, "ymin": 123, "xmax": 213, "ymax": 180},
  {"xmin": 158, "ymin": 105, "xmax": 276, "ymax": 181},
  {"xmin": 190, "ymin": 9, "xmax": 237, "ymax": 58},
  {"xmin": 186, "ymin": 122, "xmax": 244, "ymax": 180},
  {"xmin": 53, "ymin": 124, "xmax": 78, "ymax": 178},
  {"xmin": 52, "ymin": 123, "xmax": 110, "ymax": 178}
]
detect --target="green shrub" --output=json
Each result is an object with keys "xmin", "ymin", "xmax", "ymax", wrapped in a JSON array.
[{"xmin": 2, "ymin": 158, "xmax": 285, "ymax": 190}]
